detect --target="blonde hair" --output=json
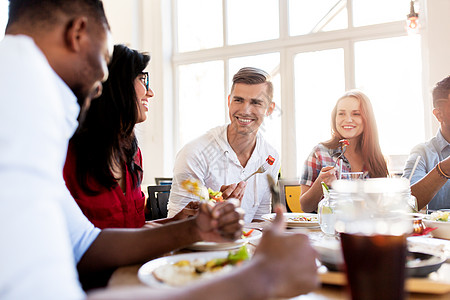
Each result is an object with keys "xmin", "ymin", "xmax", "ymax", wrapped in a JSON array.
[{"xmin": 323, "ymin": 90, "xmax": 388, "ymax": 178}]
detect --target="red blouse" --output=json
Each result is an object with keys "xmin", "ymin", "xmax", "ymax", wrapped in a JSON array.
[{"xmin": 63, "ymin": 145, "xmax": 145, "ymax": 229}]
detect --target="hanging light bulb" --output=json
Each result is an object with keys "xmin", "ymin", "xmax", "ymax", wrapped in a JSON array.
[{"xmin": 406, "ymin": 0, "xmax": 419, "ymax": 35}]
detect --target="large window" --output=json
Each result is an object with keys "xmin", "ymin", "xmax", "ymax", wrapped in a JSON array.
[
  {"xmin": 226, "ymin": 0, "xmax": 279, "ymax": 45},
  {"xmin": 289, "ymin": 0, "xmax": 347, "ymax": 35},
  {"xmin": 294, "ymin": 47, "xmax": 345, "ymax": 165},
  {"xmin": 172, "ymin": 0, "xmax": 423, "ymax": 178},
  {"xmin": 176, "ymin": 0, "xmax": 223, "ymax": 52},
  {"xmin": 354, "ymin": 35, "xmax": 423, "ymax": 156},
  {"xmin": 177, "ymin": 61, "xmax": 225, "ymax": 146}
]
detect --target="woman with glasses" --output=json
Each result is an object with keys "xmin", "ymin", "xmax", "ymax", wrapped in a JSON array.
[{"xmin": 63, "ymin": 44, "xmax": 166, "ymax": 229}]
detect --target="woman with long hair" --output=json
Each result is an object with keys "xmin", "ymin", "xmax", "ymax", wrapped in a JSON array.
[
  {"xmin": 64, "ymin": 44, "xmax": 197, "ymax": 229},
  {"xmin": 63, "ymin": 44, "xmax": 152, "ymax": 228},
  {"xmin": 299, "ymin": 90, "xmax": 388, "ymax": 212}
]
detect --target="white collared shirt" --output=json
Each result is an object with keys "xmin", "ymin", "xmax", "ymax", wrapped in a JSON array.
[
  {"xmin": 0, "ymin": 35, "xmax": 99, "ymax": 299},
  {"xmin": 168, "ymin": 125, "xmax": 280, "ymax": 223}
]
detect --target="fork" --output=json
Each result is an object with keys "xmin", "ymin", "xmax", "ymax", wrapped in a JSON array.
[
  {"xmin": 332, "ymin": 139, "xmax": 349, "ymax": 168},
  {"xmin": 244, "ymin": 155, "xmax": 275, "ymax": 182},
  {"xmin": 244, "ymin": 163, "xmax": 269, "ymax": 182},
  {"xmin": 332, "ymin": 149, "xmax": 347, "ymax": 168}
]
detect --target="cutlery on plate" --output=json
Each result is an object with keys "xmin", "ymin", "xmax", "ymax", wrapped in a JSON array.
[{"xmin": 244, "ymin": 155, "xmax": 275, "ymax": 182}]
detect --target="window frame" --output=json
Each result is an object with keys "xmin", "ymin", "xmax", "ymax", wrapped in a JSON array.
[{"xmin": 171, "ymin": 0, "xmax": 423, "ymax": 178}]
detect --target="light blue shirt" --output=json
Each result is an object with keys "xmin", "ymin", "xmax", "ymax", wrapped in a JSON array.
[{"xmin": 403, "ymin": 130, "xmax": 450, "ymax": 210}]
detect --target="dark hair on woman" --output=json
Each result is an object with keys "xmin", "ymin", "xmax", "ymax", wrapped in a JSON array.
[{"xmin": 70, "ymin": 44, "xmax": 150, "ymax": 194}]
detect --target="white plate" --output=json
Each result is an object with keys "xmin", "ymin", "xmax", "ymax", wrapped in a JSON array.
[
  {"xmin": 261, "ymin": 212, "xmax": 319, "ymax": 228},
  {"xmin": 422, "ymin": 219, "xmax": 450, "ymax": 240},
  {"xmin": 186, "ymin": 229, "xmax": 262, "ymax": 251},
  {"xmin": 138, "ymin": 251, "xmax": 230, "ymax": 288}
]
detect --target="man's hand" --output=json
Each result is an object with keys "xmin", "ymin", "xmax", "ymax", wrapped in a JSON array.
[
  {"xmin": 172, "ymin": 201, "xmax": 199, "ymax": 221},
  {"xmin": 253, "ymin": 205, "xmax": 319, "ymax": 298},
  {"xmin": 194, "ymin": 201, "xmax": 244, "ymax": 243},
  {"xmin": 220, "ymin": 181, "xmax": 247, "ymax": 201}
]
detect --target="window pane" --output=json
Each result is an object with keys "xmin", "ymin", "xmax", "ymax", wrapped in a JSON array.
[
  {"xmin": 294, "ymin": 48, "xmax": 345, "ymax": 176},
  {"xmin": 353, "ymin": 0, "xmax": 405, "ymax": 27},
  {"xmin": 227, "ymin": 0, "xmax": 279, "ymax": 45},
  {"xmin": 178, "ymin": 61, "xmax": 225, "ymax": 147},
  {"xmin": 177, "ymin": 0, "xmax": 223, "ymax": 52},
  {"xmin": 229, "ymin": 53, "xmax": 281, "ymax": 155},
  {"xmin": 0, "ymin": 0, "xmax": 8, "ymax": 41},
  {"xmin": 289, "ymin": 0, "xmax": 347, "ymax": 36},
  {"xmin": 354, "ymin": 36, "xmax": 423, "ymax": 156}
]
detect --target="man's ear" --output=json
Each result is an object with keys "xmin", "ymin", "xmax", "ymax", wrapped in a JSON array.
[
  {"xmin": 266, "ymin": 101, "xmax": 275, "ymax": 117},
  {"xmin": 64, "ymin": 17, "xmax": 88, "ymax": 52},
  {"xmin": 433, "ymin": 107, "xmax": 443, "ymax": 123},
  {"xmin": 227, "ymin": 94, "xmax": 231, "ymax": 107}
]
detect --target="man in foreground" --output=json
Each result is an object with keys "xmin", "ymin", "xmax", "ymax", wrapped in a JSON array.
[
  {"xmin": 404, "ymin": 75, "xmax": 450, "ymax": 210},
  {"xmin": 168, "ymin": 67, "xmax": 281, "ymax": 223},
  {"xmin": 0, "ymin": 0, "xmax": 241, "ymax": 297},
  {"xmin": 0, "ymin": 1, "xmax": 318, "ymax": 299}
]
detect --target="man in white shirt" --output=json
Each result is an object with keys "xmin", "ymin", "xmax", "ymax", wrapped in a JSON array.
[
  {"xmin": 0, "ymin": 1, "xmax": 317, "ymax": 299},
  {"xmin": 168, "ymin": 67, "xmax": 281, "ymax": 223},
  {"xmin": 1, "ymin": 0, "xmax": 112, "ymax": 298}
]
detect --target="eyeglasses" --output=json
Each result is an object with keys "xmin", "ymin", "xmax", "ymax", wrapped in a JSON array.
[{"xmin": 140, "ymin": 72, "xmax": 149, "ymax": 91}]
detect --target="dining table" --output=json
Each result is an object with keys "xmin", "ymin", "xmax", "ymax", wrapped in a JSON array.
[{"xmin": 106, "ymin": 219, "xmax": 450, "ymax": 300}]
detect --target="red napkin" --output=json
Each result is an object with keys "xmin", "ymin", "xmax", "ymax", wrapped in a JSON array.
[{"xmin": 410, "ymin": 227, "xmax": 437, "ymax": 236}]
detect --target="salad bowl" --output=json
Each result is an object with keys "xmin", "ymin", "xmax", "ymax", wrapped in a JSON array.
[{"xmin": 423, "ymin": 211, "xmax": 450, "ymax": 240}]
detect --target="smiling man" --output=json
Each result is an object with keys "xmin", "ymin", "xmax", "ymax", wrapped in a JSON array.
[
  {"xmin": 168, "ymin": 67, "xmax": 281, "ymax": 223},
  {"xmin": 0, "ymin": 0, "xmax": 112, "ymax": 298}
]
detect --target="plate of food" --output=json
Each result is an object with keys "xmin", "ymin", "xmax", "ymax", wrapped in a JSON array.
[
  {"xmin": 180, "ymin": 179, "xmax": 225, "ymax": 203},
  {"xmin": 261, "ymin": 212, "xmax": 319, "ymax": 228},
  {"xmin": 406, "ymin": 251, "xmax": 446, "ymax": 277},
  {"xmin": 422, "ymin": 211, "xmax": 450, "ymax": 240},
  {"xmin": 317, "ymin": 247, "xmax": 445, "ymax": 277},
  {"xmin": 138, "ymin": 246, "xmax": 250, "ymax": 288},
  {"xmin": 186, "ymin": 228, "xmax": 262, "ymax": 251}
]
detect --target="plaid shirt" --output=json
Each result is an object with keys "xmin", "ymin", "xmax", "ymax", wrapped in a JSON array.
[{"xmin": 300, "ymin": 143, "xmax": 367, "ymax": 186}]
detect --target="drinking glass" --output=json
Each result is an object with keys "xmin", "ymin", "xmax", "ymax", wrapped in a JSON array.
[
  {"xmin": 340, "ymin": 171, "xmax": 364, "ymax": 180},
  {"xmin": 334, "ymin": 178, "xmax": 412, "ymax": 300},
  {"xmin": 318, "ymin": 189, "xmax": 338, "ymax": 236}
]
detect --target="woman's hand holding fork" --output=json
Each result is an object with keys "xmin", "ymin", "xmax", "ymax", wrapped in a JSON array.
[{"xmin": 317, "ymin": 166, "xmax": 337, "ymax": 187}]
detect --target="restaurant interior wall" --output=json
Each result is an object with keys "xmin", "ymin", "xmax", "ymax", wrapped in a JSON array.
[{"xmin": 1, "ymin": 0, "xmax": 449, "ymax": 188}]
